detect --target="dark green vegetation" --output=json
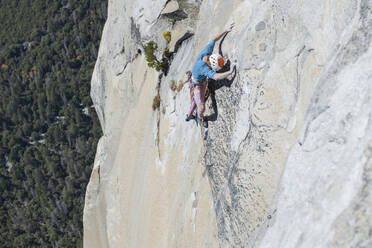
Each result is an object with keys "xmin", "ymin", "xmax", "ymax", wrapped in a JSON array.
[
  {"xmin": 145, "ymin": 41, "xmax": 171, "ymax": 74},
  {"xmin": 152, "ymin": 93, "xmax": 161, "ymax": 111},
  {"xmin": 0, "ymin": 0, "xmax": 106, "ymax": 247}
]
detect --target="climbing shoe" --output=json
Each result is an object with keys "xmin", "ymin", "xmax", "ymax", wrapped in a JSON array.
[
  {"xmin": 185, "ymin": 114, "xmax": 196, "ymax": 122},
  {"xmin": 202, "ymin": 119, "xmax": 208, "ymax": 128}
]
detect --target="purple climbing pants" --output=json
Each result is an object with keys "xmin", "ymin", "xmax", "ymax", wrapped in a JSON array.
[{"xmin": 188, "ymin": 83, "xmax": 206, "ymax": 118}]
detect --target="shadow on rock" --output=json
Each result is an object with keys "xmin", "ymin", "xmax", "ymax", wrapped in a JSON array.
[
  {"xmin": 204, "ymin": 31, "xmax": 237, "ymax": 122},
  {"xmin": 205, "ymin": 62, "xmax": 237, "ymax": 122}
]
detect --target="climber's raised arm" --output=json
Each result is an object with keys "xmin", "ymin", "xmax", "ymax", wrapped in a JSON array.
[
  {"xmin": 213, "ymin": 64, "xmax": 236, "ymax": 80},
  {"xmin": 213, "ymin": 22, "xmax": 235, "ymax": 42}
]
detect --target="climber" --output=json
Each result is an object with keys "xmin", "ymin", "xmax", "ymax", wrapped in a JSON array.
[{"xmin": 185, "ymin": 22, "xmax": 236, "ymax": 128}]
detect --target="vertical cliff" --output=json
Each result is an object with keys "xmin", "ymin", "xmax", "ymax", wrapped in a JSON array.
[{"xmin": 84, "ymin": 0, "xmax": 372, "ymax": 247}]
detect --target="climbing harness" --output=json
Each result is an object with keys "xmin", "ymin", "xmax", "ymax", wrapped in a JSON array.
[{"xmin": 186, "ymin": 71, "xmax": 210, "ymax": 101}]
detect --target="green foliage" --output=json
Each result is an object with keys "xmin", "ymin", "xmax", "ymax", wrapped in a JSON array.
[
  {"xmin": 163, "ymin": 47, "xmax": 171, "ymax": 60},
  {"xmin": 144, "ymin": 41, "xmax": 170, "ymax": 74},
  {"xmin": 0, "ymin": 0, "xmax": 106, "ymax": 247},
  {"xmin": 152, "ymin": 93, "xmax": 161, "ymax": 111},
  {"xmin": 162, "ymin": 31, "xmax": 171, "ymax": 42},
  {"xmin": 145, "ymin": 41, "xmax": 158, "ymax": 68}
]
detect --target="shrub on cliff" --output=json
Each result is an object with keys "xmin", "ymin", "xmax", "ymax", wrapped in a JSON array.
[
  {"xmin": 152, "ymin": 93, "xmax": 161, "ymax": 111},
  {"xmin": 162, "ymin": 31, "xmax": 171, "ymax": 42},
  {"xmin": 170, "ymin": 80, "xmax": 177, "ymax": 91},
  {"xmin": 145, "ymin": 41, "xmax": 158, "ymax": 68},
  {"xmin": 144, "ymin": 41, "xmax": 170, "ymax": 74}
]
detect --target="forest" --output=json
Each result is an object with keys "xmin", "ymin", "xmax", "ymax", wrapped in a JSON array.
[{"xmin": 0, "ymin": 0, "xmax": 106, "ymax": 247}]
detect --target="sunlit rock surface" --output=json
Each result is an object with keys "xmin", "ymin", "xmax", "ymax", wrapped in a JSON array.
[{"xmin": 84, "ymin": 0, "xmax": 372, "ymax": 247}]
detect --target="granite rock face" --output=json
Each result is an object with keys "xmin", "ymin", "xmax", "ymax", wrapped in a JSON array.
[{"xmin": 84, "ymin": 0, "xmax": 372, "ymax": 247}]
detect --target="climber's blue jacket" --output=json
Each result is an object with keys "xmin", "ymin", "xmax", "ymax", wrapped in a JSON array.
[{"xmin": 191, "ymin": 40, "xmax": 216, "ymax": 83}]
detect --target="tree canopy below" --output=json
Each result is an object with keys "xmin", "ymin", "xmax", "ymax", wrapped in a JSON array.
[{"xmin": 0, "ymin": 0, "xmax": 106, "ymax": 247}]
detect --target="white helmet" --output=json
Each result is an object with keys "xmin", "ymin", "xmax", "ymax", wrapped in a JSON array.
[{"xmin": 209, "ymin": 54, "xmax": 225, "ymax": 71}]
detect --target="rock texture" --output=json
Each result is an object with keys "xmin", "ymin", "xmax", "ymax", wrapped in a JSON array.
[
  {"xmin": 84, "ymin": 0, "xmax": 372, "ymax": 247},
  {"xmin": 161, "ymin": 0, "xmax": 180, "ymax": 15}
]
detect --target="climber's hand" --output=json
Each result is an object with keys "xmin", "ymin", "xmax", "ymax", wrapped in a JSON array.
[{"xmin": 226, "ymin": 22, "xmax": 235, "ymax": 32}]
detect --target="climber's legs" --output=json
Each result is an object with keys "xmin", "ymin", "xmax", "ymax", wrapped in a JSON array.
[
  {"xmin": 193, "ymin": 85, "xmax": 206, "ymax": 119},
  {"xmin": 187, "ymin": 97, "xmax": 197, "ymax": 117}
]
